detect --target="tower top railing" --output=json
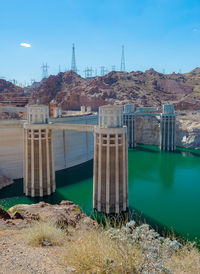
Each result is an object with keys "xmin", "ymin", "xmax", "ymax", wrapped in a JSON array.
[
  {"xmin": 27, "ymin": 104, "xmax": 49, "ymax": 124},
  {"xmin": 123, "ymin": 104, "xmax": 135, "ymax": 113},
  {"xmin": 162, "ymin": 104, "xmax": 175, "ymax": 115},
  {"xmin": 99, "ymin": 105, "xmax": 123, "ymax": 128}
]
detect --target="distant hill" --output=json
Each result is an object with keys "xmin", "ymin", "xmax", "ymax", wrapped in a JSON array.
[
  {"xmin": 0, "ymin": 79, "xmax": 27, "ymax": 106},
  {"xmin": 2, "ymin": 68, "xmax": 200, "ymax": 111},
  {"xmin": 29, "ymin": 68, "xmax": 200, "ymax": 111}
]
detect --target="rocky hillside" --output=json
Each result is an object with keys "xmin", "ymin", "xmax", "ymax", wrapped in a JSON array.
[
  {"xmin": 0, "ymin": 79, "xmax": 26, "ymax": 104},
  {"xmin": 29, "ymin": 68, "xmax": 200, "ymax": 111},
  {"xmin": 1, "ymin": 68, "xmax": 200, "ymax": 111}
]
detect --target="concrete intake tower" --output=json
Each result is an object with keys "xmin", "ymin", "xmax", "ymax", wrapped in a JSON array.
[
  {"xmin": 160, "ymin": 104, "xmax": 176, "ymax": 151},
  {"xmin": 123, "ymin": 104, "xmax": 136, "ymax": 148},
  {"xmin": 93, "ymin": 105, "xmax": 128, "ymax": 214},
  {"xmin": 24, "ymin": 104, "xmax": 55, "ymax": 197}
]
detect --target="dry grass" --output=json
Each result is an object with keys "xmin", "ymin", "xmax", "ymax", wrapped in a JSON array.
[
  {"xmin": 64, "ymin": 229, "xmax": 143, "ymax": 273},
  {"xmin": 8, "ymin": 205, "xmax": 22, "ymax": 214},
  {"xmin": 165, "ymin": 242, "xmax": 200, "ymax": 273},
  {"xmin": 24, "ymin": 221, "xmax": 66, "ymax": 247},
  {"xmin": 21, "ymin": 213, "xmax": 200, "ymax": 273}
]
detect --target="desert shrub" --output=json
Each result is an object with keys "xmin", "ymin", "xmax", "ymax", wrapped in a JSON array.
[
  {"xmin": 8, "ymin": 205, "xmax": 22, "ymax": 214},
  {"xmin": 64, "ymin": 229, "xmax": 143, "ymax": 273},
  {"xmin": 164, "ymin": 242, "xmax": 200, "ymax": 273},
  {"xmin": 24, "ymin": 221, "xmax": 66, "ymax": 247}
]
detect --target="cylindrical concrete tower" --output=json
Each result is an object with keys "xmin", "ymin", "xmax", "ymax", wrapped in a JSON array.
[
  {"xmin": 160, "ymin": 104, "xmax": 176, "ymax": 151},
  {"xmin": 93, "ymin": 105, "xmax": 128, "ymax": 214},
  {"xmin": 24, "ymin": 104, "xmax": 55, "ymax": 197},
  {"xmin": 123, "ymin": 104, "xmax": 136, "ymax": 148}
]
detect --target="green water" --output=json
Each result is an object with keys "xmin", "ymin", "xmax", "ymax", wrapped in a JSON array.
[{"xmin": 1, "ymin": 145, "xmax": 200, "ymax": 243}]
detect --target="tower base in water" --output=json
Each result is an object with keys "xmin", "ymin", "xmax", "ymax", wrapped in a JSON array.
[{"xmin": 93, "ymin": 105, "xmax": 128, "ymax": 214}]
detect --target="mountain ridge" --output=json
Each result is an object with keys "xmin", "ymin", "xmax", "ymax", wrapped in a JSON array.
[{"xmin": 1, "ymin": 68, "xmax": 200, "ymax": 111}]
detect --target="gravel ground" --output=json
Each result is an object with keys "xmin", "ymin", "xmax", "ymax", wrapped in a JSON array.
[{"xmin": 0, "ymin": 230, "xmax": 68, "ymax": 274}]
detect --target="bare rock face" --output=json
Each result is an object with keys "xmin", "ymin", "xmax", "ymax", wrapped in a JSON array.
[
  {"xmin": 0, "ymin": 208, "xmax": 11, "ymax": 220},
  {"xmin": 0, "ymin": 79, "xmax": 27, "ymax": 105},
  {"xmin": 7, "ymin": 201, "xmax": 97, "ymax": 230},
  {"xmin": 27, "ymin": 67, "xmax": 200, "ymax": 112},
  {"xmin": 176, "ymin": 115, "xmax": 200, "ymax": 149},
  {"xmin": 136, "ymin": 116, "xmax": 160, "ymax": 145},
  {"xmin": 2, "ymin": 67, "xmax": 200, "ymax": 112},
  {"xmin": 135, "ymin": 114, "xmax": 200, "ymax": 149}
]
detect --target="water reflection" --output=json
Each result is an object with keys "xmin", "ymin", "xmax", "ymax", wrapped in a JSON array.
[{"xmin": 159, "ymin": 152, "xmax": 175, "ymax": 189}]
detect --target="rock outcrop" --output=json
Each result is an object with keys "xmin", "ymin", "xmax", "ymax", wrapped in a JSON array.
[
  {"xmin": 0, "ymin": 79, "xmax": 27, "ymax": 105},
  {"xmin": 29, "ymin": 68, "xmax": 200, "ymax": 111},
  {"xmin": 3, "ymin": 201, "xmax": 97, "ymax": 231},
  {"xmin": 135, "ymin": 113, "xmax": 200, "ymax": 149}
]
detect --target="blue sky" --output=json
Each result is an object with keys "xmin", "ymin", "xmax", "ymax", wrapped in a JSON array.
[{"xmin": 0, "ymin": 0, "xmax": 200, "ymax": 84}]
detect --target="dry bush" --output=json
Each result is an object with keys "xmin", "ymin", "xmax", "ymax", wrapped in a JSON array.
[
  {"xmin": 64, "ymin": 229, "xmax": 143, "ymax": 273},
  {"xmin": 24, "ymin": 221, "xmax": 66, "ymax": 247},
  {"xmin": 165, "ymin": 242, "xmax": 200, "ymax": 273},
  {"xmin": 8, "ymin": 205, "xmax": 22, "ymax": 214}
]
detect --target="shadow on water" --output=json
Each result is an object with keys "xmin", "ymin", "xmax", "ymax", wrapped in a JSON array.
[
  {"xmin": 0, "ymin": 159, "xmax": 93, "ymax": 201},
  {"xmin": 133, "ymin": 145, "xmax": 160, "ymax": 153},
  {"xmin": 56, "ymin": 159, "xmax": 93, "ymax": 188},
  {"xmin": 0, "ymin": 179, "xmax": 24, "ymax": 200}
]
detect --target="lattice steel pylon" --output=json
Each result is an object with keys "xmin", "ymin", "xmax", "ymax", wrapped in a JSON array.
[
  {"xmin": 41, "ymin": 63, "xmax": 49, "ymax": 79},
  {"xmin": 120, "ymin": 45, "xmax": 126, "ymax": 72},
  {"xmin": 71, "ymin": 44, "xmax": 77, "ymax": 73}
]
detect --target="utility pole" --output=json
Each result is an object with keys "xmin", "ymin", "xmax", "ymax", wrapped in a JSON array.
[
  {"xmin": 100, "ymin": 66, "xmax": 108, "ymax": 76},
  {"xmin": 41, "ymin": 63, "xmax": 49, "ymax": 79},
  {"xmin": 71, "ymin": 44, "xmax": 77, "ymax": 73},
  {"xmin": 120, "ymin": 45, "xmax": 126, "ymax": 72},
  {"xmin": 84, "ymin": 67, "xmax": 93, "ymax": 78}
]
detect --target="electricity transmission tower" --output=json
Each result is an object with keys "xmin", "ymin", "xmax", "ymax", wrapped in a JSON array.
[
  {"xmin": 100, "ymin": 66, "xmax": 108, "ymax": 76},
  {"xmin": 41, "ymin": 63, "xmax": 49, "ymax": 79},
  {"xmin": 112, "ymin": 65, "xmax": 116, "ymax": 71},
  {"xmin": 84, "ymin": 67, "xmax": 93, "ymax": 78},
  {"xmin": 71, "ymin": 44, "xmax": 77, "ymax": 73},
  {"xmin": 120, "ymin": 45, "xmax": 126, "ymax": 72}
]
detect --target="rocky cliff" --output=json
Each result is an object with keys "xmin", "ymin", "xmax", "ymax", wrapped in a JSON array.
[
  {"xmin": 29, "ymin": 68, "xmax": 200, "ymax": 111},
  {"xmin": 1, "ymin": 68, "xmax": 200, "ymax": 112},
  {"xmin": 0, "ymin": 79, "xmax": 27, "ymax": 104},
  {"xmin": 136, "ymin": 113, "xmax": 200, "ymax": 149}
]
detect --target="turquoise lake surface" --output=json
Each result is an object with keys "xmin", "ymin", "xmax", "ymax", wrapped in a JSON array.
[{"xmin": 1, "ymin": 145, "xmax": 200, "ymax": 243}]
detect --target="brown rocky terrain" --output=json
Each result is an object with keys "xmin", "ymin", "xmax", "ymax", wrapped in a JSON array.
[
  {"xmin": 1, "ymin": 68, "xmax": 200, "ymax": 112},
  {"xmin": 29, "ymin": 68, "xmax": 200, "ymax": 111},
  {"xmin": 0, "ymin": 79, "xmax": 27, "ymax": 105},
  {"xmin": 0, "ymin": 201, "xmax": 200, "ymax": 273},
  {"xmin": 0, "ymin": 201, "xmax": 97, "ymax": 273}
]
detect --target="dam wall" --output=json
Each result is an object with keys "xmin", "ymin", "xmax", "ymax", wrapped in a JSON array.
[
  {"xmin": 1, "ymin": 112, "xmax": 199, "ymax": 183},
  {"xmin": 0, "ymin": 120, "xmax": 24, "ymax": 180},
  {"xmin": 0, "ymin": 115, "xmax": 98, "ymax": 180}
]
